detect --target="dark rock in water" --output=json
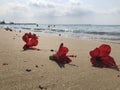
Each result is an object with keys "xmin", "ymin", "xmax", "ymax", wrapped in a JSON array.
[
  {"xmin": 36, "ymin": 24, "xmax": 39, "ymax": 27},
  {"xmin": 0, "ymin": 20, "xmax": 5, "ymax": 24},
  {"xmin": 10, "ymin": 22, "xmax": 14, "ymax": 24}
]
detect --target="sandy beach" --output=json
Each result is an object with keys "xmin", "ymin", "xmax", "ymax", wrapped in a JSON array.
[{"xmin": 0, "ymin": 29, "xmax": 120, "ymax": 90}]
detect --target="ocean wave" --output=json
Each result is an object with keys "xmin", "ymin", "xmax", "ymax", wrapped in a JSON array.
[
  {"xmin": 21, "ymin": 27, "xmax": 31, "ymax": 30},
  {"xmin": 85, "ymin": 31, "xmax": 120, "ymax": 36},
  {"xmin": 51, "ymin": 29, "xmax": 66, "ymax": 32},
  {"xmin": 72, "ymin": 30, "xmax": 84, "ymax": 33},
  {"xmin": 1, "ymin": 24, "xmax": 120, "ymax": 43}
]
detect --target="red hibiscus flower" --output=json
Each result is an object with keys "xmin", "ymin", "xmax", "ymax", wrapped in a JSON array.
[
  {"xmin": 90, "ymin": 44, "xmax": 119, "ymax": 71},
  {"xmin": 54, "ymin": 43, "xmax": 72, "ymax": 64},
  {"xmin": 22, "ymin": 32, "xmax": 39, "ymax": 50},
  {"xmin": 50, "ymin": 43, "xmax": 76, "ymax": 65}
]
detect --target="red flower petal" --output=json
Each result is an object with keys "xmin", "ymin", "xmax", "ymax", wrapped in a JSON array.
[
  {"xmin": 101, "ymin": 56, "xmax": 116, "ymax": 67},
  {"xmin": 90, "ymin": 57, "xmax": 96, "ymax": 65},
  {"xmin": 58, "ymin": 43, "xmax": 63, "ymax": 53},
  {"xmin": 54, "ymin": 54, "xmax": 72, "ymax": 64},
  {"xmin": 99, "ymin": 44, "xmax": 111, "ymax": 56},
  {"xmin": 90, "ymin": 48, "xmax": 100, "ymax": 57},
  {"xmin": 89, "ymin": 44, "xmax": 118, "ymax": 69},
  {"xmin": 28, "ymin": 32, "xmax": 32, "ymax": 38},
  {"xmin": 53, "ymin": 43, "xmax": 72, "ymax": 64},
  {"xmin": 30, "ymin": 39, "xmax": 38, "ymax": 46},
  {"xmin": 26, "ymin": 40, "xmax": 33, "ymax": 47},
  {"xmin": 22, "ymin": 33, "xmax": 29, "ymax": 43},
  {"xmin": 57, "ymin": 43, "xmax": 68, "ymax": 56},
  {"xmin": 22, "ymin": 32, "xmax": 39, "ymax": 49},
  {"xmin": 33, "ymin": 34, "xmax": 38, "ymax": 39},
  {"xmin": 90, "ymin": 57, "xmax": 104, "ymax": 67}
]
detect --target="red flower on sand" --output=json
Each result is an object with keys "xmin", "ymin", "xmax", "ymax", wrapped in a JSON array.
[
  {"xmin": 89, "ymin": 44, "xmax": 119, "ymax": 71},
  {"xmin": 50, "ymin": 43, "xmax": 76, "ymax": 64},
  {"xmin": 22, "ymin": 32, "xmax": 39, "ymax": 50}
]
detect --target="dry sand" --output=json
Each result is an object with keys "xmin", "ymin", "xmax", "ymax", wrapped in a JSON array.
[{"xmin": 0, "ymin": 29, "xmax": 120, "ymax": 90}]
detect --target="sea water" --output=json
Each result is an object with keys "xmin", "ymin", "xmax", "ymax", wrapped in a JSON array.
[{"xmin": 0, "ymin": 24, "xmax": 120, "ymax": 43}]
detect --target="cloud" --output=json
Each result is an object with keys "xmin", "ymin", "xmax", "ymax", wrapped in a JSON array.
[
  {"xmin": 0, "ymin": 2, "xmax": 27, "ymax": 16},
  {"xmin": 0, "ymin": 1, "xmax": 34, "ymax": 22},
  {"xmin": 108, "ymin": 8, "xmax": 120, "ymax": 15},
  {"xmin": 0, "ymin": 0, "xmax": 120, "ymax": 24},
  {"xmin": 27, "ymin": 0, "xmax": 95, "ymax": 16},
  {"xmin": 0, "ymin": 0, "xmax": 96, "ymax": 18}
]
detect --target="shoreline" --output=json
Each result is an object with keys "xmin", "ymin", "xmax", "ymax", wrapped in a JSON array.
[
  {"xmin": 0, "ymin": 24, "xmax": 120, "ymax": 44},
  {"xmin": 35, "ymin": 31, "xmax": 120, "ymax": 45}
]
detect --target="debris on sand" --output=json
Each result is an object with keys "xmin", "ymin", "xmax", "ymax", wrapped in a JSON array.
[
  {"xmin": 3, "ymin": 63, "xmax": 8, "ymax": 65},
  {"xmin": 25, "ymin": 69, "xmax": 32, "ymax": 72}
]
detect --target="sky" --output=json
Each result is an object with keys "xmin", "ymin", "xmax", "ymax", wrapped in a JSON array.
[{"xmin": 0, "ymin": 0, "xmax": 120, "ymax": 24}]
